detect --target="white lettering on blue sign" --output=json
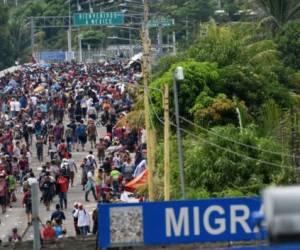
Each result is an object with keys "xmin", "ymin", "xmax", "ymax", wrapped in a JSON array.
[
  {"xmin": 165, "ymin": 205, "xmax": 253, "ymax": 237},
  {"xmin": 166, "ymin": 207, "xmax": 189, "ymax": 237}
]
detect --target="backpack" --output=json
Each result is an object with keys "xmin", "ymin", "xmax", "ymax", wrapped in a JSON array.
[
  {"xmin": 65, "ymin": 128, "xmax": 73, "ymax": 139},
  {"xmin": 24, "ymin": 191, "xmax": 31, "ymax": 205},
  {"xmin": 58, "ymin": 143, "xmax": 66, "ymax": 154},
  {"xmin": 77, "ymin": 125, "xmax": 86, "ymax": 137},
  {"xmin": 61, "ymin": 164, "xmax": 70, "ymax": 177}
]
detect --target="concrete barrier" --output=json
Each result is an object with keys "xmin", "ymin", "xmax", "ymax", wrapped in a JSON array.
[{"xmin": 0, "ymin": 66, "xmax": 21, "ymax": 78}]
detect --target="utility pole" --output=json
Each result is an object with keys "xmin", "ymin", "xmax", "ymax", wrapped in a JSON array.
[
  {"xmin": 30, "ymin": 17, "xmax": 35, "ymax": 57},
  {"xmin": 172, "ymin": 18, "xmax": 176, "ymax": 55},
  {"xmin": 142, "ymin": 0, "xmax": 155, "ymax": 201},
  {"xmin": 157, "ymin": 25, "xmax": 163, "ymax": 54},
  {"xmin": 68, "ymin": 0, "xmax": 72, "ymax": 60},
  {"xmin": 163, "ymin": 84, "xmax": 170, "ymax": 201},
  {"xmin": 185, "ymin": 17, "xmax": 189, "ymax": 41},
  {"xmin": 31, "ymin": 183, "xmax": 41, "ymax": 250},
  {"xmin": 78, "ymin": 34, "xmax": 82, "ymax": 62}
]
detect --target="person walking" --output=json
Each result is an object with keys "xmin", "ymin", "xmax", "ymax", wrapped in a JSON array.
[
  {"xmin": 67, "ymin": 154, "xmax": 77, "ymax": 187},
  {"xmin": 56, "ymin": 174, "xmax": 69, "ymax": 210},
  {"xmin": 36, "ymin": 135, "xmax": 44, "ymax": 162},
  {"xmin": 87, "ymin": 119, "xmax": 97, "ymax": 149},
  {"xmin": 40, "ymin": 172, "xmax": 54, "ymax": 211},
  {"xmin": 74, "ymin": 204, "xmax": 90, "ymax": 236},
  {"xmin": 22, "ymin": 186, "xmax": 32, "ymax": 225},
  {"xmin": 51, "ymin": 204, "xmax": 66, "ymax": 226},
  {"xmin": 0, "ymin": 173, "xmax": 7, "ymax": 214},
  {"xmin": 85, "ymin": 171, "xmax": 97, "ymax": 202},
  {"xmin": 76, "ymin": 120, "xmax": 87, "ymax": 151}
]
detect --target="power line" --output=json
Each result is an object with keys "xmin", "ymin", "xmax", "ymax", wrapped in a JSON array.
[
  {"xmin": 130, "ymin": 82, "xmax": 292, "ymax": 168},
  {"xmin": 179, "ymin": 116, "xmax": 298, "ymax": 159},
  {"xmin": 135, "ymin": 82, "xmax": 297, "ymax": 160}
]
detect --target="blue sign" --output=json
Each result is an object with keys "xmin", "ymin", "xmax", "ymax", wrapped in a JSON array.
[
  {"xmin": 40, "ymin": 51, "xmax": 66, "ymax": 62},
  {"xmin": 98, "ymin": 198, "xmax": 264, "ymax": 248}
]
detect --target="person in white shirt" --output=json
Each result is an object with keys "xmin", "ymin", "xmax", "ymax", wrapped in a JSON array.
[
  {"xmin": 31, "ymin": 96, "xmax": 37, "ymax": 106},
  {"xmin": 10, "ymin": 98, "xmax": 16, "ymax": 117},
  {"xmin": 14, "ymin": 99, "xmax": 21, "ymax": 114},
  {"xmin": 28, "ymin": 172, "xmax": 38, "ymax": 186},
  {"xmin": 74, "ymin": 204, "xmax": 90, "ymax": 235}
]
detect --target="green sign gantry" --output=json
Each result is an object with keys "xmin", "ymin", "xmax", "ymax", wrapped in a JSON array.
[
  {"xmin": 73, "ymin": 12, "xmax": 124, "ymax": 26},
  {"xmin": 148, "ymin": 18, "xmax": 173, "ymax": 28}
]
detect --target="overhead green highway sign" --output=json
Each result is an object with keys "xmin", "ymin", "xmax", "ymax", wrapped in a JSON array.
[
  {"xmin": 73, "ymin": 12, "xmax": 124, "ymax": 26},
  {"xmin": 148, "ymin": 18, "xmax": 173, "ymax": 28}
]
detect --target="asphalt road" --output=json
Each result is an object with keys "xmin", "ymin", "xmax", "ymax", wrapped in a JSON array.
[{"xmin": 0, "ymin": 119, "xmax": 106, "ymax": 242}]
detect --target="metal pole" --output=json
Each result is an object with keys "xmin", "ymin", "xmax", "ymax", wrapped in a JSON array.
[
  {"xmin": 173, "ymin": 75, "xmax": 185, "ymax": 199},
  {"xmin": 157, "ymin": 25, "xmax": 163, "ymax": 54},
  {"xmin": 30, "ymin": 17, "xmax": 35, "ymax": 57},
  {"xmin": 172, "ymin": 19, "xmax": 176, "ymax": 55},
  {"xmin": 163, "ymin": 84, "xmax": 170, "ymax": 201},
  {"xmin": 31, "ymin": 182, "xmax": 41, "ymax": 250},
  {"xmin": 185, "ymin": 16, "xmax": 189, "ymax": 41},
  {"xmin": 78, "ymin": 34, "xmax": 82, "ymax": 62},
  {"xmin": 68, "ymin": 0, "xmax": 72, "ymax": 59},
  {"xmin": 129, "ymin": 16, "xmax": 133, "ymax": 57}
]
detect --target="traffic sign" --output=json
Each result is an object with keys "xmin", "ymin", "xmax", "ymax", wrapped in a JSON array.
[
  {"xmin": 148, "ymin": 18, "xmax": 173, "ymax": 28},
  {"xmin": 98, "ymin": 197, "xmax": 264, "ymax": 248},
  {"xmin": 73, "ymin": 12, "xmax": 124, "ymax": 26},
  {"xmin": 40, "ymin": 51, "xmax": 66, "ymax": 62}
]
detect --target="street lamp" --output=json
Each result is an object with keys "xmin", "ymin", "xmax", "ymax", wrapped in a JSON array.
[{"xmin": 173, "ymin": 66, "xmax": 185, "ymax": 199}]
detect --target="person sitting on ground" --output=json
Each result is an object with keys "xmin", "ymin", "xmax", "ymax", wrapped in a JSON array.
[
  {"xmin": 40, "ymin": 220, "xmax": 56, "ymax": 240},
  {"xmin": 58, "ymin": 229, "xmax": 68, "ymax": 238},
  {"xmin": 8, "ymin": 228, "xmax": 21, "ymax": 242},
  {"xmin": 53, "ymin": 219, "xmax": 63, "ymax": 237}
]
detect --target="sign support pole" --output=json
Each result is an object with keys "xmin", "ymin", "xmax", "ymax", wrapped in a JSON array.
[
  {"xmin": 30, "ymin": 17, "xmax": 35, "ymax": 57},
  {"xmin": 31, "ymin": 182, "xmax": 41, "ymax": 250},
  {"xmin": 163, "ymin": 84, "xmax": 170, "ymax": 201},
  {"xmin": 172, "ymin": 19, "xmax": 176, "ymax": 55}
]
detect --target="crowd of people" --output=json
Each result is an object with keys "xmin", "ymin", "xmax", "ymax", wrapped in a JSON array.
[{"xmin": 0, "ymin": 60, "xmax": 147, "ymax": 241}]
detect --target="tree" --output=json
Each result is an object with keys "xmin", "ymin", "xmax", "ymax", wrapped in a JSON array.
[
  {"xmin": 184, "ymin": 125, "xmax": 295, "ymax": 196},
  {"xmin": 255, "ymin": 0, "xmax": 300, "ymax": 31},
  {"xmin": 216, "ymin": 64, "xmax": 292, "ymax": 111},
  {"xmin": 188, "ymin": 19, "xmax": 242, "ymax": 67},
  {"xmin": 0, "ymin": 5, "xmax": 13, "ymax": 70},
  {"xmin": 150, "ymin": 60, "xmax": 219, "ymax": 119},
  {"xmin": 276, "ymin": 20, "xmax": 300, "ymax": 70}
]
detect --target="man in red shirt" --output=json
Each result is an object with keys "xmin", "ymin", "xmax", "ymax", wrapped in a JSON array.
[
  {"xmin": 57, "ymin": 174, "xmax": 69, "ymax": 210},
  {"xmin": 41, "ymin": 220, "xmax": 56, "ymax": 240}
]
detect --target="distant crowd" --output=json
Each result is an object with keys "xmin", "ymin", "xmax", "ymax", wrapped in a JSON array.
[{"xmin": 0, "ymin": 61, "xmax": 147, "ymax": 241}]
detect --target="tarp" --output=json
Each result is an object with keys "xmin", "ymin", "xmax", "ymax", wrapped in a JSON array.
[
  {"xmin": 125, "ymin": 52, "xmax": 143, "ymax": 68},
  {"xmin": 125, "ymin": 169, "xmax": 148, "ymax": 191},
  {"xmin": 34, "ymin": 85, "xmax": 45, "ymax": 93}
]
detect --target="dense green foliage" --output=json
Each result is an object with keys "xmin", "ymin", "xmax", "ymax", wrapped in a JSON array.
[
  {"xmin": 148, "ymin": 4, "xmax": 300, "ymax": 199},
  {"xmin": 0, "ymin": 6, "xmax": 13, "ymax": 69},
  {"xmin": 276, "ymin": 20, "xmax": 300, "ymax": 70},
  {"xmin": 2, "ymin": 0, "xmax": 300, "ymax": 200}
]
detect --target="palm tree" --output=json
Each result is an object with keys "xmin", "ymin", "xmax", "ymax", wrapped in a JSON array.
[{"xmin": 255, "ymin": 0, "xmax": 300, "ymax": 30}]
